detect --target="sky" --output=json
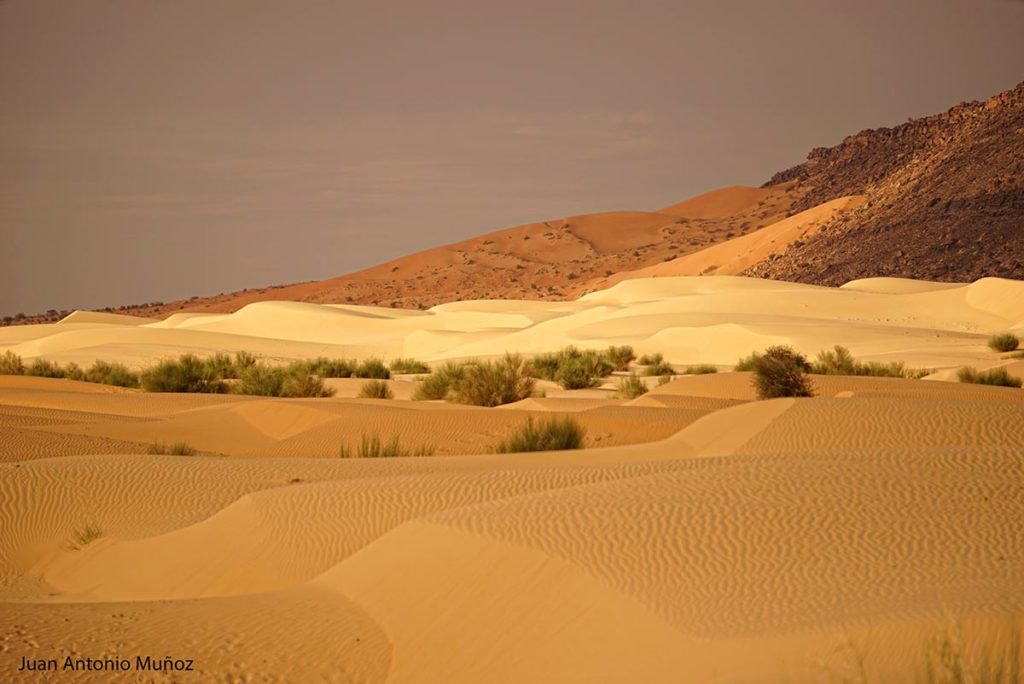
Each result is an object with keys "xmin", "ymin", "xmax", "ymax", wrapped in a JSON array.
[{"xmin": 2, "ymin": 0, "xmax": 1023, "ymax": 316}]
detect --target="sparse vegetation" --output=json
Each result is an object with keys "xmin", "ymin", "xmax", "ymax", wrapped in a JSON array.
[
  {"xmin": 353, "ymin": 358, "xmax": 390, "ymax": 379},
  {"xmin": 279, "ymin": 367, "xmax": 335, "ymax": 397},
  {"xmin": 555, "ymin": 353, "xmax": 612, "ymax": 389},
  {"xmin": 25, "ymin": 358, "xmax": 66, "ymax": 378},
  {"xmin": 451, "ymin": 354, "xmax": 536, "ymax": 407},
  {"xmin": 389, "ymin": 358, "xmax": 430, "ymax": 374},
  {"xmin": 606, "ymin": 345, "xmax": 636, "ymax": 371},
  {"xmin": 69, "ymin": 524, "xmax": 103, "ymax": 550},
  {"xmin": 615, "ymin": 373, "xmax": 648, "ymax": 399},
  {"xmin": 637, "ymin": 352, "xmax": 662, "ymax": 366},
  {"xmin": 139, "ymin": 354, "xmax": 227, "ymax": 393},
  {"xmin": 811, "ymin": 345, "xmax": 929, "ymax": 379},
  {"xmin": 657, "ymin": 374, "xmax": 673, "ymax": 386},
  {"xmin": 412, "ymin": 361, "xmax": 468, "ymax": 401},
  {"xmin": 752, "ymin": 346, "xmax": 815, "ymax": 399},
  {"xmin": 988, "ymin": 333, "xmax": 1020, "ymax": 353},
  {"xmin": 683, "ymin": 364, "xmax": 718, "ymax": 375},
  {"xmin": 957, "ymin": 366, "xmax": 1022, "ymax": 388},
  {"xmin": 298, "ymin": 357, "xmax": 355, "ymax": 378},
  {"xmin": 0, "ymin": 350, "xmax": 25, "ymax": 375},
  {"xmin": 734, "ymin": 352, "xmax": 760, "ymax": 371},
  {"xmin": 84, "ymin": 360, "xmax": 139, "ymax": 388},
  {"xmin": 147, "ymin": 440, "xmax": 197, "ymax": 456},
  {"xmin": 339, "ymin": 433, "xmax": 435, "ymax": 458},
  {"xmin": 494, "ymin": 416, "xmax": 586, "ymax": 453},
  {"xmin": 358, "ymin": 379, "xmax": 394, "ymax": 399}
]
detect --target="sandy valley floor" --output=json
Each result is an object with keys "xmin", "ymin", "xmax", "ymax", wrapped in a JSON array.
[{"xmin": 1, "ymin": 275, "xmax": 1023, "ymax": 682}]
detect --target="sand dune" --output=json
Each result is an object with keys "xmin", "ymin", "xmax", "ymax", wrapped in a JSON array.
[{"xmin": 2, "ymin": 274, "xmax": 1023, "ymax": 682}]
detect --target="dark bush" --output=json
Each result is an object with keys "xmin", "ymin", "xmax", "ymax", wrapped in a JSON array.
[
  {"xmin": 494, "ymin": 416, "xmax": 586, "ymax": 453},
  {"xmin": 451, "ymin": 354, "xmax": 536, "ymax": 407},
  {"xmin": 139, "ymin": 354, "xmax": 226, "ymax": 393},
  {"xmin": 358, "ymin": 379, "xmax": 394, "ymax": 399},
  {"xmin": 353, "ymin": 358, "xmax": 390, "ymax": 379},
  {"xmin": 752, "ymin": 346, "xmax": 815, "ymax": 399},
  {"xmin": 389, "ymin": 358, "xmax": 430, "ymax": 374},
  {"xmin": 957, "ymin": 366, "xmax": 1022, "ymax": 388},
  {"xmin": 988, "ymin": 333, "xmax": 1020, "ymax": 353}
]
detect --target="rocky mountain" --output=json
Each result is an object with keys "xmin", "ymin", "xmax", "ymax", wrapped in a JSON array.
[{"xmin": 747, "ymin": 80, "xmax": 1024, "ymax": 284}]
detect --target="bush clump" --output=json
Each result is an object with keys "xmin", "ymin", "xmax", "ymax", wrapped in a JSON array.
[
  {"xmin": 140, "ymin": 354, "xmax": 227, "ymax": 393},
  {"xmin": 25, "ymin": 359, "xmax": 66, "ymax": 378},
  {"xmin": 615, "ymin": 373, "xmax": 648, "ymax": 399},
  {"xmin": 494, "ymin": 416, "xmax": 586, "ymax": 453},
  {"xmin": 606, "ymin": 345, "xmax": 636, "ymax": 371},
  {"xmin": 411, "ymin": 362, "xmax": 468, "ymax": 401},
  {"xmin": 298, "ymin": 357, "xmax": 355, "ymax": 378},
  {"xmin": 339, "ymin": 433, "xmax": 435, "ymax": 458},
  {"xmin": 358, "ymin": 379, "xmax": 394, "ymax": 399},
  {"xmin": 389, "ymin": 358, "xmax": 430, "ymax": 374},
  {"xmin": 0, "ymin": 350, "xmax": 25, "ymax": 375},
  {"xmin": 85, "ymin": 360, "xmax": 139, "ymax": 388},
  {"xmin": 957, "ymin": 366, "xmax": 1022, "ymax": 388},
  {"xmin": 810, "ymin": 345, "xmax": 926, "ymax": 379},
  {"xmin": 353, "ymin": 358, "xmax": 390, "ymax": 379},
  {"xmin": 734, "ymin": 352, "xmax": 760, "ymax": 371},
  {"xmin": 752, "ymin": 346, "xmax": 815, "ymax": 399},
  {"xmin": 555, "ymin": 354, "xmax": 612, "ymax": 389},
  {"xmin": 683, "ymin": 365, "xmax": 718, "ymax": 375},
  {"xmin": 279, "ymin": 367, "xmax": 335, "ymax": 397},
  {"xmin": 451, "ymin": 354, "xmax": 536, "ymax": 407},
  {"xmin": 529, "ymin": 347, "xmax": 613, "ymax": 389},
  {"xmin": 147, "ymin": 440, "xmax": 197, "ymax": 456},
  {"xmin": 638, "ymin": 353, "xmax": 674, "ymax": 376},
  {"xmin": 988, "ymin": 333, "xmax": 1020, "ymax": 353}
]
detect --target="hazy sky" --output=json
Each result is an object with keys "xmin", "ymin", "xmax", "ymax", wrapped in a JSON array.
[{"xmin": 2, "ymin": 0, "xmax": 1023, "ymax": 316}]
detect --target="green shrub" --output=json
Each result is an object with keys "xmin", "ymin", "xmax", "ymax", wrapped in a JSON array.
[
  {"xmin": 202, "ymin": 352, "xmax": 237, "ymax": 379},
  {"xmin": 25, "ymin": 359, "xmax": 65, "ymax": 378},
  {"xmin": 555, "ymin": 353, "xmax": 612, "ymax": 389},
  {"xmin": 412, "ymin": 361, "xmax": 468, "ymax": 400},
  {"xmin": 957, "ymin": 366, "xmax": 1022, "ymax": 388},
  {"xmin": 389, "ymin": 358, "xmax": 430, "ymax": 374},
  {"xmin": 232, "ymin": 350, "xmax": 259, "ymax": 372},
  {"xmin": 752, "ymin": 346, "xmax": 815, "ymax": 399},
  {"xmin": 810, "ymin": 345, "xmax": 925, "ymax": 379},
  {"xmin": 235, "ymin": 364, "xmax": 286, "ymax": 396},
  {"xmin": 644, "ymin": 360, "xmax": 675, "ymax": 376},
  {"xmin": 657, "ymin": 374, "xmax": 673, "ymax": 386},
  {"xmin": 139, "ymin": 354, "xmax": 226, "ymax": 393},
  {"xmin": 339, "ymin": 433, "xmax": 435, "ymax": 458},
  {"xmin": 683, "ymin": 365, "xmax": 718, "ymax": 375},
  {"xmin": 616, "ymin": 373, "xmax": 648, "ymax": 399},
  {"xmin": 147, "ymin": 440, "xmax": 197, "ymax": 456},
  {"xmin": 988, "ymin": 333, "xmax": 1020, "ymax": 353},
  {"xmin": 358, "ymin": 379, "xmax": 394, "ymax": 399},
  {"xmin": 529, "ymin": 352, "xmax": 563, "ymax": 381},
  {"xmin": 85, "ymin": 360, "xmax": 139, "ymax": 388},
  {"xmin": 637, "ymin": 352, "xmax": 663, "ymax": 366},
  {"xmin": 0, "ymin": 350, "xmax": 25, "ymax": 375},
  {"xmin": 494, "ymin": 416, "xmax": 586, "ymax": 453},
  {"xmin": 280, "ymin": 368, "xmax": 335, "ymax": 398},
  {"xmin": 451, "ymin": 354, "xmax": 536, "ymax": 407},
  {"xmin": 606, "ymin": 345, "xmax": 635, "ymax": 371},
  {"xmin": 353, "ymin": 358, "xmax": 390, "ymax": 379},
  {"xmin": 734, "ymin": 352, "xmax": 760, "ymax": 372},
  {"xmin": 299, "ymin": 357, "xmax": 355, "ymax": 378},
  {"xmin": 63, "ymin": 362, "xmax": 86, "ymax": 382}
]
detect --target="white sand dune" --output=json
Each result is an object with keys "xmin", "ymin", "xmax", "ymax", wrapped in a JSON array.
[{"xmin": 6, "ymin": 275, "xmax": 1023, "ymax": 374}]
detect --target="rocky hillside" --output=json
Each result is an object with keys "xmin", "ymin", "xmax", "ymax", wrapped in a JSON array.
[{"xmin": 747, "ymin": 81, "xmax": 1024, "ymax": 284}]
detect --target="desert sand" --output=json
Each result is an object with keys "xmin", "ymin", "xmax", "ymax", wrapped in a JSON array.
[{"xmin": 2, "ymin": 274, "xmax": 1023, "ymax": 682}]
